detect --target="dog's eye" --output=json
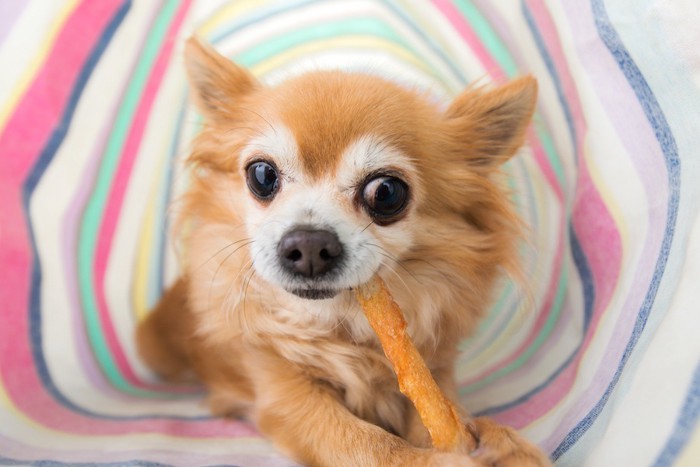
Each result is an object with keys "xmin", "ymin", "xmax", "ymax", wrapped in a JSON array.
[
  {"xmin": 246, "ymin": 161, "xmax": 279, "ymax": 200},
  {"xmin": 362, "ymin": 176, "xmax": 409, "ymax": 222}
]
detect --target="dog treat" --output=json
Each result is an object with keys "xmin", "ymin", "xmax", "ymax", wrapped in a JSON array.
[{"xmin": 355, "ymin": 276, "xmax": 476, "ymax": 453}]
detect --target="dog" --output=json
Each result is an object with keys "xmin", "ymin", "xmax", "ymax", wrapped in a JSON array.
[{"xmin": 136, "ymin": 37, "xmax": 551, "ymax": 466}]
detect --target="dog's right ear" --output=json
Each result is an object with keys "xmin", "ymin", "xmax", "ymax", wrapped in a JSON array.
[{"xmin": 184, "ymin": 36, "xmax": 260, "ymax": 122}]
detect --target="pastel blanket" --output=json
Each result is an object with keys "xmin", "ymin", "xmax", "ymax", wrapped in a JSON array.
[{"xmin": 1, "ymin": 1, "xmax": 699, "ymax": 466}]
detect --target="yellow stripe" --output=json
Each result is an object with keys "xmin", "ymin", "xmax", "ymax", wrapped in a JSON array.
[
  {"xmin": 133, "ymin": 188, "xmax": 158, "ymax": 321},
  {"xmin": 196, "ymin": 0, "xmax": 273, "ymax": 37},
  {"xmin": 0, "ymin": 0, "xmax": 80, "ymax": 133},
  {"xmin": 132, "ymin": 112, "xmax": 181, "ymax": 321}
]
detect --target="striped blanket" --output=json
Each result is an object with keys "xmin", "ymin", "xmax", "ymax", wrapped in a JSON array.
[{"xmin": 1, "ymin": 1, "xmax": 699, "ymax": 465}]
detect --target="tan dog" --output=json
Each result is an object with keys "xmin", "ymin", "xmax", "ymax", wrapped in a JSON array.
[{"xmin": 137, "ymin": 37, "xmax": 551, "ymax": 466}]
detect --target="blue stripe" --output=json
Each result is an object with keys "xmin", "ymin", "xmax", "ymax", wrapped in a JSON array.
[
  {"xmin": 552, "ymin": 0, "xmax": 681, "ymax": 460},
  {"xmin": 522, "ymin": 3, "xmax": 577, "ymax": 155},
  {"xmin": 652, "ymin": 360, "xmax": 700, "ymax": 466}
]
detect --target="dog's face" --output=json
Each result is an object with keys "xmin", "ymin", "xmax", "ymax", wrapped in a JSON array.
[
  {"xmin": 182, "ymin": 38, "xmax": 536, "ymax": 324},
  {"xmin": 241, "ymin": 127, "xmax": 419, "ymax": 300},
  {"xmin": 199, "ymin": 70, "xmax": 435, "ymax": 302}
]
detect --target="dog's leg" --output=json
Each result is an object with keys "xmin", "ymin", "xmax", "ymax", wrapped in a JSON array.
[
  {"xmin": 136, "ymin": 277, "xmax": 197, "ymax": 382},
  {"xmin": 137, "ymin": 277, "xmax": 255, "ymax": 417},
  {"xmin": 250, "ymin": 351, "xmax": 477, "ymax": 467}
]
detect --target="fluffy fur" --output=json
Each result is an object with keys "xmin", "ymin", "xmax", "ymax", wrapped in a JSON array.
[{"xmin": 137, "ymin": 37, "xmax": 551, "ymax": 466}]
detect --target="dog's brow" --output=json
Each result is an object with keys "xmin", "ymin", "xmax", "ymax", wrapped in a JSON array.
[
  {"xmin": 242, "ymin": 122, "xmax": 301, "ymax": 178},
  {"xmin": 337, "ymin": 135, "xmax": 412, "ymax": 184}
]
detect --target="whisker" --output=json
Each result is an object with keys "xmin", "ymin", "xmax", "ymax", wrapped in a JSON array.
[
  {"xmin": 332, "ymin": 296, "xmax": 361, "ymax": 343},
  {"xmin": 241, "ymin": 264, "xmax": 257, "ymax": 332},
  {"xmin": 365, "ymin": 241, "xmax": 424, "ymax": 286},
  {"xmin": 207, "ymin": 239, "xmax": 255, "ymax": 315},
  {"xmin": 237, "ymin": 249, "xmax": 263, "ymax": 333},
  {"xmin": 196, "ymin": 237, "xmax": 254, "ymax": 271},
  {"xmin": 378, "ymin": 258, "xmax": 419, "ymax": 305},
  {"xmin": 329, "ymin": 270, "xmax": 367, "ymax": 342},
  {"xmin": 222, "ymin": 256, "xmax": 255, "ymax": 328}
]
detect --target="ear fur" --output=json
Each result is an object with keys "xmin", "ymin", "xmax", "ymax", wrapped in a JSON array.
[
  {"xmin": 184, "ymin": 36, "xmax": 259, "ymax": 121},
  {"xmin": 445, "ymin": 76, "xmax": 537, "ymax": 168}
]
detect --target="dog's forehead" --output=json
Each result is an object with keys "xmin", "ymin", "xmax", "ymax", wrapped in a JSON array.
[{"xmin": 265, "ymin": 72, "xmax": 419, "ymax": 179}]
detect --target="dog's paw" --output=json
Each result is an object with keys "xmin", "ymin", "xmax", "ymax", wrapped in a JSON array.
[
  {"xmin": 392, "ymin": 447, "xmax": 477, "ymax": 467},
  {"xmin": 468, "ymin": 417, "xmax": 552, "ymax": 467},
  {"xmin": 419, "ymin": 450, "xmax": 479, "ymax": 467}
]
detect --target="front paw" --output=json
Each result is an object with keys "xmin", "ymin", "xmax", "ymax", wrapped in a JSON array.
[
  {"xmin": 414, "ymin": 450, "xmax": 478, "ymax": 467},
  {"xmin": 468, "ymin": 417, "xmax": 552, "ymax": 467}
]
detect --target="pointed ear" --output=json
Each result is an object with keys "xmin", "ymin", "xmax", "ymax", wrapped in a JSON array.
[
  {"xmin": 445, "ymin": 76, "xmax": 537, "ymax": 168},
  {"xmin": 184, "ymin": 36, "xmax": 260, "ymax": 122}
]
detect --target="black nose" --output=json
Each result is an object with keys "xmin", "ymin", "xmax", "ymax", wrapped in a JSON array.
[{"xmin": 278, "ymin": 228, "xmax": 343, "ymax": 278}]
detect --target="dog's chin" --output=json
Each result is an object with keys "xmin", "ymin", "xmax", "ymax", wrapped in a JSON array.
[{"xmin": 288, "ymin": 288, "xmax": 340, "ymax": 300}]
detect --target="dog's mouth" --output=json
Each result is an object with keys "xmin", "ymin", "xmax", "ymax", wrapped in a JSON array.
[{"xmin": 288, "ymin": 288, "xmax": 340, "ymax": 300}]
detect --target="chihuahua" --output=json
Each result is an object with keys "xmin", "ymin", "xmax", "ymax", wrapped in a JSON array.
[{"xmin": 137, "ymin": 37, "xmax": 550, "ymax": 466}]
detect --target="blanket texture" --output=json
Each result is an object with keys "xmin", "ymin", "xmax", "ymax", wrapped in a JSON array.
[{"xmin": 1, "ymin": 1, "xmax": 699, "ymax": 465}]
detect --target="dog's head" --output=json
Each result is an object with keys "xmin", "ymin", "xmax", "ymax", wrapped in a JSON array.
[{"xmin": 181, "ymin": 38, "xmax": 536, "ymax": 332}]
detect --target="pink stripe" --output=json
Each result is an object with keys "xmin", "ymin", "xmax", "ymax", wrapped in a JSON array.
[
  {"xmin": 91, "ymin": 0, "xmax": 191, "ymax": 390},
  {"xmin": 432, "ymin": 0, "xmax": 506, "ymax": 82}
]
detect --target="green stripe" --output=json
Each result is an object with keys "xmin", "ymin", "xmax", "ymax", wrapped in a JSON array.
[
  {"xmin": 535, "ymin": 120, "xmax": 566, "ymax": 187},
  {"xmin": 453, "ymin": 0, "xmax": 519, "ymax": 77},
  {"xmin": 233, "ymin": 16, "xmax": 428, "ymax": 71},
  {"xmin": 78, "ymin": 0, "xmax": 181, "ymax": 396}
]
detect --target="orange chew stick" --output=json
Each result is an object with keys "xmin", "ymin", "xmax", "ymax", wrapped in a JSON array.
[{"xmin": 355, "ymin": 275, "xmax": 476, "ymax": 453}]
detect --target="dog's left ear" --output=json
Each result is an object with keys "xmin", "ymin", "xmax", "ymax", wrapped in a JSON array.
[
  {"xmin": 184, "ymin": 36, "xmax": 260, "ymax": 123},
  {"xmin": 445, "ymin": 77, "xmax": 537, "ymax": 169}
]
